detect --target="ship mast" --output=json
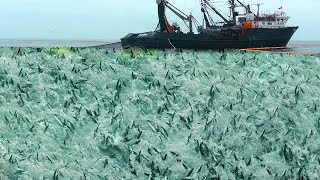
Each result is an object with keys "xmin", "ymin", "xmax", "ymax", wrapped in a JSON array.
[
  {"xmin": 253, "ymin": 3, "xmax": 264, "ymax": 17},
  {"xmin": 157, "ymin": 0, "xmax": 174, "ymax": 33},
  {"xmin": 253, "ymin": 0, "xmax": 264, "ymax": 18},
  {"xmin": 230, "ymin": 0, "xmax": 237, "ymax": 25}
]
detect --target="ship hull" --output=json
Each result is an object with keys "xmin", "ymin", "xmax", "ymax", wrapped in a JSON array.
[{"xmin": 121, "ymin": 27, "xmax": 298, "ymax": 49}]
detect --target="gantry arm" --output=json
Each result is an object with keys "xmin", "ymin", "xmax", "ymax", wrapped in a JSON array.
[
  {"xmin": 201, "ymin": 0, "xmax": 215, "ymax": 27},
  {"xmin": 236, "ymin": 0, "xmax": 258, "ymax": 18},
  {"xmin": 165, "ymin": 1, "xmax": 194, "ymax": 32},
  {"xmin": 203, "ymin": 0, "xmax": 229, "ymax": 23},
  {"xmin": 157, "ymin": 0, "xmax": 194, "ymax": 33},
  {"xmin": 165, "ymin": 2, "xmax": 189, "ymax": 21}
]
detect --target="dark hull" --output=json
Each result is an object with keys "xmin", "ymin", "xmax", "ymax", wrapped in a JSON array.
[{"xmin": 121, "ymin": 27, "xmax": 298, "ymax": 49}]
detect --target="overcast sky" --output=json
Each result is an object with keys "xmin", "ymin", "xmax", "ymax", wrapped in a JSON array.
[{"xmin": 0, "ymin": 0, "xmax": 318, "ymax": 41}]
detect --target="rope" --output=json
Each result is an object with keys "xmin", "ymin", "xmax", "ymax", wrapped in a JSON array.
[{"xmin": 168, "ymin": 39, "xmax": 176, "ymax": 49}]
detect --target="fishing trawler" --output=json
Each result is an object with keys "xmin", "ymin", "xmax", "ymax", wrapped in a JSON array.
[{"xmin": 121, "ymin": 0, "xmax": 298, "ymax": 49}]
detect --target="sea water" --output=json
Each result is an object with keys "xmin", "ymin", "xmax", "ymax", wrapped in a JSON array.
[
  {"xmin": 0, "ymin": 47, "xmax": 320, "ymax": 179},
  {"xmin": 0, "ymin": 39, "xmax": 319, "ymax": 53}
]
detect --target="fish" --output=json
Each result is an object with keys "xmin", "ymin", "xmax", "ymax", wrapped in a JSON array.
[
  {"xmin": 47, "ymin": 156, "xmax": 53, "ymax": 163},
  {"xmin": 29, "ymin": 125, "xmax": 35, "ymax": 132},
  {"xmin": 266, "ymin": 168, "xmax": 272, "ymax": 175},
  {"xmin": 53, "ymin": 170, "xmax": 59, "ymax": 180},
  {"xmin": 110, "ymin": 65, "xmax": 116, "ymax": 73},
  {"xmin": 199, "ymin": 142, "xmax": 209, "ymax": 157},
  {"xmin": 103, "ymin": 158, "xmax": 108, "ymax": 168}
]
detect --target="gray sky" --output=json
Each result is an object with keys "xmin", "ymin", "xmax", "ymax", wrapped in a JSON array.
[{"xmin": 0, "ymin": 0, "xmax": 317, "ymax": 41}]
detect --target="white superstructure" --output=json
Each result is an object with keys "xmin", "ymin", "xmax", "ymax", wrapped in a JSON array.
[{"xmin": 237, "ymin": 8, "xmax": 290, "ymax": 28}]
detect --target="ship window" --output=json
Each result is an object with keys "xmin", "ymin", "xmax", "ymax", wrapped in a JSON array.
[
  {"xmin": 268, "ymin": 22, "xmax": 272, "ymax": 25},
  {"xmin": 262, "ymin": 22, "xmax": 265, "ymax": 25},
  {"xmin": 281, "ymin": 19, "xmax": 284, "ymax": 21},
  {"xmin": 277, "ymin": 19, "xmax": 279, "ymax": 21}
]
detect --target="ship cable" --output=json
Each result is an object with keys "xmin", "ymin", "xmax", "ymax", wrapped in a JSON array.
[{"xmin": 168, "ymin": 39, "xmax": 176, "ymax": 49}]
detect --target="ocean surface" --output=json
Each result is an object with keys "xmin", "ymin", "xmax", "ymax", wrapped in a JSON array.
[
  {"xmin": 286, "ymin": 41, "xmax": 320, "ymax": 53},
  {"xmin": 0, "ymin": 39, "xmax": 319, "ymax": 53},
  {"xmin": 0, "ymin": 39, "xmax": 111, "ymax": 48},
  {"xmin": 0, "ymin": 42, "xmax": 320, "ymax": 179}
]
